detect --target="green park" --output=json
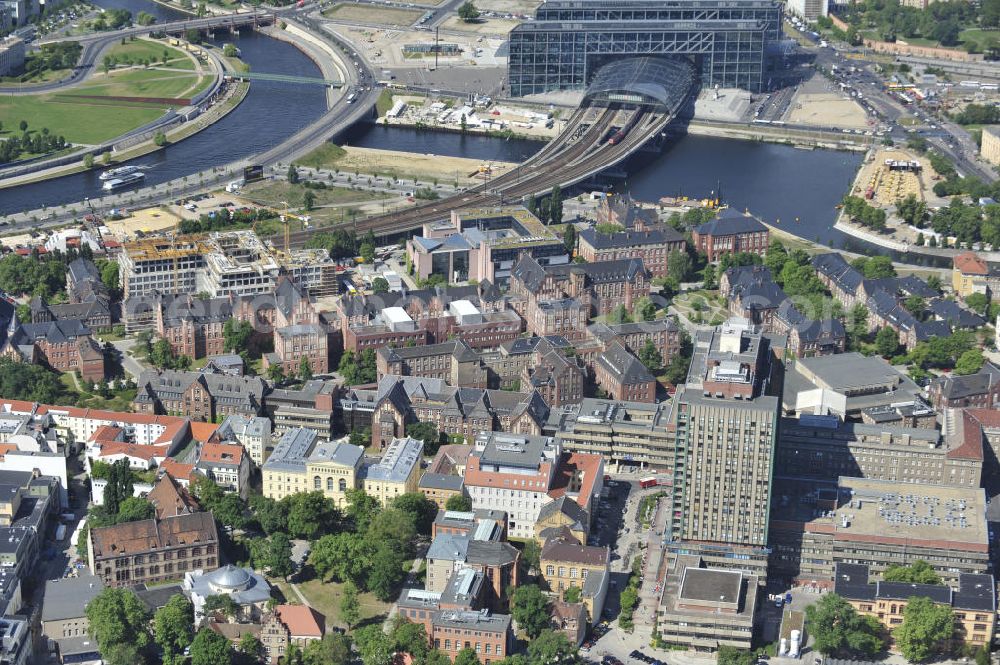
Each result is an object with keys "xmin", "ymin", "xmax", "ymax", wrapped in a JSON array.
[{"xmin": 0, "ymin": 38, "xmax": 213, "ymax": 146}]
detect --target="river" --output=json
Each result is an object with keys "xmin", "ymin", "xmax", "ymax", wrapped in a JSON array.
[{"xmin": 0, "ymin": 26, "xmax": 328, "ymax": 215}]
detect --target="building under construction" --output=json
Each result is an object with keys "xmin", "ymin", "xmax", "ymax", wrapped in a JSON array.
[{"xmin": 119, "ymin": 230, "xmax": 339, "ymax": 300}]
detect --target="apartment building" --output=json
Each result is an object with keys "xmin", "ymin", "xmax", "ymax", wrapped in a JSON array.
[
  {"xmin": 953, "ymin": 251, "xmax": 1000, "ymax": 299},
  {"xmin": 670, "ymin": 318, "xmax": 780, "ymax": 577},
  {"xmin": 691, "ymin": 210, "xmax": 769, "ymax": 262},
  {"xmin": 539, "ymin": 536, "xmax": 609, "ymax": 622},
  {"xmin": 87, "ymin": 511, "xmax": 219, "ymax": 588},
  {"xmin": 463, "ymin": 432, "xmax": 602, "ymax": 540},
  {"xmin": 217, "ymin": 415, "xmax": 272, "ymax": 466},
  {"xmin": 928, "ymin": 362, "xmax": 1000, "ymax": 410},
  {"xmin": 195, "ymin": 442, "xmax": 251, "ymax": 495},
  {"xmin": 835, "ymin": 563, "xmax": 995, "ymax": 651},
  {"xmin": 260, "ymin": 605, "xmax": 326, "ymax": 664}
]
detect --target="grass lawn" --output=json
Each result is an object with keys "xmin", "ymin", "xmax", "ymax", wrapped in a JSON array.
[
  {"xmin": 322, "ymin": 2, "xmax": 422, "ymax": 26},
  {"xmin": 673, "ymin": 289, "xmax": 728, "ymax": 324},
  {"xmin": 277, "ymin": 578, "xmax": 390, "ymax": 630},
  {"xmin": 0, "ymin": 39, "xmax": 208, "ymax": 145},
  {"xmin": 297, "ymin": 143, "xmax": 347, "ymax": 169},
  {"xmin": 0, "ymin": 68, "xmax": 72, "ymax": 85},
  {"xmin": 376, "ymin": 89, "xmax": 394, "ymax": 116},
  {"xmin": 105, "ymin": 38, "xmax": 196, "ymax": 71},
  {"xmin": 59, "ymin": 373, "xmax": 138, "ymax": 410},
  {"xmin": 242, "ymin": 180, "xmax": 383, "ymax": 210}
]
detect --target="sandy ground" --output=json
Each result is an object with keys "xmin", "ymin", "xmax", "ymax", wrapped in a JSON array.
[
  {"xmin": 787, "ymin": 92, "xmax": 870, "ymax": 129},
  {"xmin": 439, "ymin": 15, "xmax": 520, "ymax": 34},
  {"xmin": 105, "ymin": 207, "xmax": 184, "ymax": 241},
  {"xmin": 473, "ymin": 0, "xmax": 540, "ymax": 13},
  {"xmin": 0, "ymin": 233, "xmax": 36, "ymax": 249},
  {"xmin": 378, "ymin": 92, "xmax": 560, "ymax": 139},
  {"xmin": 333, "ymin": 146, "xmax": 516, "ymax": 185},
  {"xmin": 323, "ymin": 3, "xmax": 423, "ymax": 26}
]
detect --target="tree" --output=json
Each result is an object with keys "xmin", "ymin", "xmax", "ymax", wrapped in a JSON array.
[
  {"xmin": 288, "ymin": 164, "xmax": 300, "ymax": 185},
  {"xmin": 455, "ymin": 648, "xmax": 480, "ymax": 665},
  {"xmin": 345, "ymin": 488, "xmax": 381, "ymax": 531},
  {"xmin": 805, "ymin": 593, "xmax": 884, "ymax": 658},
  {"xmin": 926, "ymin": 275, "xmax": 942, "ymax": 292},
  {"xmin": 607, "ymin": 304, "xmax": 632, "ymax": 325},
  {"xmin": 190, "ymin": 627, "xmax": 232, "ymax": 665},
  {"xmin": 522, "ymin": 539, "xmax": 541, "ymax": 575},
  {"xmin": 238, "ymin": 632, "xmax": 263, "ymax": 661},
  {"xmin": 223, "ymin": 318, "xmax": 254, "ymax": 354},
  {"xmin": 457, "ymin": 1, "xmax": 480, "ymax": 21},
  {"xmin": 511, "ymin": 585, "xmax": 550, "ymax": 639},
  {"xmin": 310, "ymin": 532, "xmax": 370, "ymax": 585},
  {"xmin": 155, "ymin": 594, "xmax": 194, "ymax": 665},
  {"xmin": 894, "ymin": 596, "xmax": 953, "ymax": 663},
  {"xmin": 254, "ymin": 532, "xmax": 294, "ymax": 580},
  {"xmin": 203, "ymin": 594, "xmax": 239, "ymax": 619},
  {"xmin": 445, "ymin": 494, "xmax": 472, "ymax": 512},
  {"xmin": 359, "ymin": 242, "xmax": 375, "ymax": 264},
  {"xmin": 883, "ymin": 561, "xmax": 941, "ymax": 585},
  {"xmin": 303, "ymin": 633, "xmax": 353, "ymax": 665},
  {"xmin": 83, "ymin": 153, "xmax": 94, "ymax": 169},
  {"xmin": 903, "ymin": 295, "xmax": 926, "ymax": 318},
  {"xmin": 299, "ymin": 355, "xmax": 314, "ymax": 381},
  {"xmin": 563, "ymin": 586, "xmax": 582, "ymax": 603},
  {"xmin": 667, "ymin": 250, "xmax": 692, "ymax": 284},
  {"xmin": 86, "ymin": 588, "xmax": 152, "ymax": 656},
  {"xmin": 526, "ymin": 630, "xmax": 580, "ymax": 665},
  {"xmin": 340, "ymin": 580, "xmax": 361, "ymax": 630},
  {"xmin": 392, "ymin": 493, "xmax": 438, "ymax": 535},
  {"xmin": 954, "ymin": 349, "xmax": 985, "ymax": 376},
  {"xmin": 103, "ymin": 459, "xmax": 134, "ymax": 517},
  {"xmin": 116, "ymin": 497, "xmax": 155, "ymax": 524},
  {"xmin": 98, "ymin": 259, "xmax": 120, "ymax": 294},
  {"xmin": 250, "ymin": 494, "xmax": 287, "ymax": 535},
  {"xmin": 267, "ymin": 363, "xmax": 286, "ymax": 383},
  {"xmin": 405, "ymin": 421, "xmax": 442, "ymax": 456},
  {"xmin": 563, "ymin": 223, "xmax": 576, "ymax": 254},
  {"xmin": 371, "ymin": 277, "xmax": 389, "ymax": 294},
  {"xmin": 637, "ymin": 339, "xmax": 663, "ymax": 374},
  {"xmin": 153, "ymin": 131, "xmax": 167, "ymax": 147},
  {"xmin": 717, "ymin": 647, "xmax": 753, "ymax": 665},
  {"xmin": 355, "ymin": 624, "xmax": 392, "ymax": 665},
  {"xmin": 304, "ymin": 190, "xmax": 316, "ymax": 211},
  {"xmin": 634, "ymin": 297, "xmax": 657, "ymax": 322},
  {"xmin": 964, "ymin": 293, "xmax": 989, "ymax": 316},
  {"xmin": 285, "ymin": 491, "xmax": 339, "ymax": 540},
  {"xmin": 703, "ymin": 264, "xmax": 717, "ymax": 290},
  {"xmin": 875, "ymin": 326, "xmax": 900, "ymax": 358},
  {"xmin": 367, "ymin": 542, "xmax": 406, "ymax": 601}
]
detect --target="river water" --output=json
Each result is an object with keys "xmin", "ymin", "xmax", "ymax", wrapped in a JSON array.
[
  {"xmin": 5, "ymin": 0, "xmax": 886, "ymax": 258},
  {"xmin": 0, "ymin": 28, "xmax": 328, "ymax": 215}
]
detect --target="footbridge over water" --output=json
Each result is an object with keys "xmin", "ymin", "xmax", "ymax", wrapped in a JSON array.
[{"xmin": 284, "ymin": 56, "xmax": 697, "ymax": 243}]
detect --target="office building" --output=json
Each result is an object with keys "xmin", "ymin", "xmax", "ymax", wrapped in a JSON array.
[
  {"xmin": 217, "ymin": 414, "xmax": 272, "ymax": 466},
  {"xmin": 550, "ymin": 398, "xmax": 675, "ymax": 471},
  {"xmin": 361, "ymin": 436, "xmax": 424, "ymax": 506},
  {"xmin": 576, "ymin": 226, "xmax": 685, "ymax": 277},
  {"xmin": 692, "ymin": 210, "xmax": 770, "ymax": 262},
  {"xmin": 669, "ymin": 318, "xmax": 780, "ymax": 576},
  {"xmin": 786, "ymin": 0, "xmax": 828, "ymax": 20},
  {"xmin": 657, "ymin": 557, "xmax": 758, "ymax": 651},
  {"xmin": 0, "ymin": 38, "xmax": 24, "ymax": 76},
  {"xmin": 261, "ymin": 428, "xmax": 364, "ymax": 505},
  {"xmin": 980, "ymin": 126, "xmax": 1000, "ymax": 167},
  {"xmin": 539, "ymin": 536, "xmax": 610, "ymax": 623},
  {"xmin": 768, "ymin": 477, "xmax": 990, "ymax": 584},
  {"xmin": 507, "ymin": 0, "xmax": 781, "ymax": 95}
]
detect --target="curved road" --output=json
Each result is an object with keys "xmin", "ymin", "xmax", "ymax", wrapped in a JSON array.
[{"xmin": 0, "ymin": 12, "xmax": 278, "ymax": 94}]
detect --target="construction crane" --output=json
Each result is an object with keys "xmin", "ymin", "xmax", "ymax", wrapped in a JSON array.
[{"xmin": 277, "ymin": 201, "xmax": 311, "ymax": 254}]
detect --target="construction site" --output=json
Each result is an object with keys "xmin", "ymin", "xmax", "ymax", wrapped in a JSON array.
[{"xmin": 118, "ymin": 229, "xmax": 340, "ymax": 300}]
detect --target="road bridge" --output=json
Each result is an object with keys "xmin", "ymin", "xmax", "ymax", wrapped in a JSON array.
[
  {"xmin": 279, "ymin": 56, "xmax": 698, "ymax": 244},
  {"xmin": 225, "ymin": 71, "xmax": 342, "ymax": 87}
]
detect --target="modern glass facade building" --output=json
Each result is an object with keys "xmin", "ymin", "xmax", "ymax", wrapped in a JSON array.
[{"xmin": 507, "ymin": 0, "xmax": 783, "ymax": 96}]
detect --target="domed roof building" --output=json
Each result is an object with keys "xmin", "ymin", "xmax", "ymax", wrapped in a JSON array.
[{"xmin": 183, "ymin": 564, "xmax": 272, "ymax": 621}]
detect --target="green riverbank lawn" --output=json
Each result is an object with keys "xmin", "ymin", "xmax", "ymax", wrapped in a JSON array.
[{"xmin": 0, "ymin": 41, "xmax": 211, "ymax": 145}]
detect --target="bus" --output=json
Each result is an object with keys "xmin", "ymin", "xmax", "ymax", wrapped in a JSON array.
[{"xmin": 639, "ymin": 477, "xmax": 658, "ymax": 489}]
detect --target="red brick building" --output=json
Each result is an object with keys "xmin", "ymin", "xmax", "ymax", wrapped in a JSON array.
[
  {"xmin": 509, "ymin": 255, "xmax": 650, "ymax": 319},
  {"xmin": 577, "ymin": 227, "xmax": 685, "ymax": 277},
  {"xmin": 691, "ymin": 209, "xmax": 769, "ymax": 262},
  {"xmin": 3, "ymin": 318, "xmax": 105, "ymax": 382},
  {"xmin": 593, "ymin": 341, "xmax": 656, "ymax": 403}
]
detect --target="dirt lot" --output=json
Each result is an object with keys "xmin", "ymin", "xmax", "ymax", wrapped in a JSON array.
[
  {"xmin": 787, "ymin": 92, "xmax": 870, "ymax": 129},
  {"xmin": 302, "ymin": 144, "xmax": 517, "ymax": 186},
  {"xmin": 439, "ymin": 15, "xmax": 521, "ymax": 34},
  {"xmin": 323, "ymin": 3, "xmax": 423, "ymax": 26},
  {"xmin": 473, "ymin": 0, "xmax": 540, "ymax": 13}
]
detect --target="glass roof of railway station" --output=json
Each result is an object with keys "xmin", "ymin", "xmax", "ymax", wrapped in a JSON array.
[{"xmin": 583, "ymin": 56, "xmax": 697, "ymax": 111}]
